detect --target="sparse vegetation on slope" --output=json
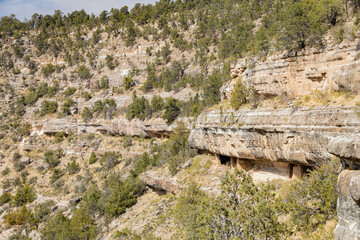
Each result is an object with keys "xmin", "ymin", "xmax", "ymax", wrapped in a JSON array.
[{"xmin": 0, "ymin": 0, "xmax": 357, "ymax": 238}]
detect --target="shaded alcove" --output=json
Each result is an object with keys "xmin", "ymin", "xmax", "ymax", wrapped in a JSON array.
[{"xmin": 219, "ymin": 155, "xmax": 231, "ymax": 165}]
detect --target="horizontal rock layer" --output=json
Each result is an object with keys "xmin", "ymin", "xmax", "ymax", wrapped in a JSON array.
[
  {"xmin": 188, "ymin": 107, "xmax": 360, "ymax": 166},
  {"xmin": 32, "ymin": 118, "xmax": 177, "ymax": 138}
]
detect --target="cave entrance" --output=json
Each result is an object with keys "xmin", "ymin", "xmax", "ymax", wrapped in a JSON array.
[
  {"xmin": 288, "ymin": 164, "xmax": 295, "ymax": 178},
  {"xmin": 219, "ymin": 155, "xmax": 231, "ymax": 165}
]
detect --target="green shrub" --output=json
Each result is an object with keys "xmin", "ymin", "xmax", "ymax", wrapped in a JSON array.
[
  {"xmin": 160, "ymin": 43, "xmax": 172, "ymax": 63},
  {"xmin": 122, "ymin": 136, "xmax": 133, "ymax": 148},
  {"xmin": 105, "ymin": 54, "xmax": 118, "ymax": 70},
  {"xmin": 73, "ymin": 208, "xmax": 99, "ymax": 238},
  {"xmin": 175, "ymin": 170, "xmax": 290, "ymax": 239},
  {"xmin": 1, "ymin": 167, "xmax": 10, "ymax": 176},
  {"xmin": 12, "ymin": 67, "xmax": 20, "ymax": 75},
  {"xmin": 0, "ymin": 191, "xmax": 11, "ymax": 205},
  {"xmin": 41, "ymin": 208, "xmax": 97, "ymax": 240},
  {"xmin": 142, "ymin": 63, "xmax": 157, "ymax": 92},
  {"xmin": 54, "ymin": 132, "xmax": 65, "ymax": 143},
  {"xmin": 82, "ymin": 91, "xmax": 92, "ymax": 101},
  {"xmin": 105, "ymin": 175, "xmax": 145, "ymax": 217},
  {"xmin": 40, "ymin": 100, "xmax": 58, "ymax": 116},
  {"xmin": 287, "ymin": 158, "xmax": 340, "ymax": 232},
  {"xmin": 100, "ymin": 152, "xmax": 121, "ymax": 173},
  {"xmin": 16, "ymin": 123, "xmax": 31, "ymax": 136},
  {"xmin": 203, "ymin": 70, "xmax": 224, "ymax": 107},
  {"xmin": 151, "ymin": 95, "xmax": 164, "ymax": 112},
  {"xmin": 24, "ymin": 90, "xmax": 38, "ymax": 106},
  {"xmin": 41, "ymin": 63, "xmax": 55, "ymax": 77},
  {"xmin": 4, "ymin": 206, "xmax": 37, "ymax": 227},
  {"xmin": 230, "ymin": 78, "xmax": 248, "ymax": 110},
  {"xmin": 3, "ymin": 179, "xmax": 11, "ymax": 189},
  {"xmin": 63, "ymin": 87, "xmax": 77, "ymax": 97},
  {"xmin": 20, "ymin": 170, "xmax": 29, "ymax": 183},
  {"xmin": 54, "ymin": 179, "xmax": 65, "ymax": 189},
  {"xmin": 66, "ymin": 160, "xmax": 80, "ymax": 174},
  {"xmin": 50, "ymin": 169, "xmax": 64, "ymax": 184},
  {"xmin": 77, "ymin": 65, "xmax": 91, "ymax": 79},
  {"xmin": 82, "ymin": 184, "xmax": 105, "ymax": 216},
  {"xmin": 126, "ymin": 96, "xmax": 152, "ymax": 121},
  {"xmin": 99, "ymin": 76, "xmax": 109, "ymax": 89},
  {"xmin": 88, "ymin": 152, "xmax": 98, "ymax": 164},
  {"xmin": 12, "ymin": 45, "xmax": 24, "ymax": 58},
  {"xmin": 163, "ymin": 97, "xmax": 181, "ymax": 125},
  {"xmin": 29, "ymin": 176, "xmax": 38, "ymax": 185},
  {"xmin": 124, "ymin": 76, "xmax": 135, "ymax": 90},
  {"xmin": 41, "ymin": 212, "xmax": 71, "ymax": 239},
  {"xmin": 92, "ymin": 29, "xmax": 101, "ymax": 44},
  {"xmin": 35, "ymin": 82, "xmax": 49, "ymax": 98},
  {"xmin": 61, "ymin": 98, "xmax": 74, "ymax": 115},
  {"xmin": 13, "ymin": 160, "xmax": 25, "ymax": 172},
  {"xmin": 130, "ymin": 152, "xmax": 158, "ymax": 178},
  {"xmin": 9, "ymin": 234, "xmax": 32, "ymax": 240},
  {"xmin": 13, "ymin": 151, "xmax": 22, "ymax": 161},
  {"xmin": 34, "ymin": 200, "xmax": 54, "ymax": 222},
  {"xmin": 49, "ymin": 83, "xmax": 59, "ymax": 97},
  {"xmin": 81, "ymin": 107, "xmax": 92, "ymax": 122},
  {"xmin": 93, "ymin": 100, "xmax": 104, "ymax": 113},
  {"xmin": 12, "ymin": 184, "xmax": 36, "ymax": 206},
  {"xmin": 44, "ymin": 149, "xmax": 63, "ymax": 168},
  {"xmin": 166, "ymin": 123, "xmax": 196, "ymax": 174}
]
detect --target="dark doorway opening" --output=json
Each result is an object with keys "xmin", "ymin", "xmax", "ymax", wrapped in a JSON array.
[
  {"xmin": 219, "ymin": 155, "xmax": 231, "ymax": 165},
  {"xmin": 288, "ymin": 164, "xmax": 295, "ymax": 178}
]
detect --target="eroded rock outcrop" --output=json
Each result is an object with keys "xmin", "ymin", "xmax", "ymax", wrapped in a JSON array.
[
  {"xmin": 189, "ymin": 107, "xmax": 360, "ymax": 167},
  {"xmin": 336, "ymin": 170, "xmax": 360, "ymax": 240},
  {"xmin": 139, "ymin": 171, "xmax": 183, "ymax": 194},
  {"xmin": 331, "ymin": 136, "xmax": 360, "ymax": 239},
  {"xmin": 328, "ymin": 135, "xmax": 360, "ymax": 169},
  {"xmin": 32, "ymin": 118, "xmax": 179, "ymax": 138},
  {"xmin": 222, "ymin": 41, "xmax": 360, "ymax": 100}
]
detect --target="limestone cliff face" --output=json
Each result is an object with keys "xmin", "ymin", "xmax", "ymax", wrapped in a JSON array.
[
  {"xmin": 222, "ymin": 40, "xmax": 360, "ymax": 99},
  {"xmin": 188, "ymin": 107, "xmax": 360, "ymax": 167},
  {"xmin": 202, "ymin": 41, "xmax": 360, "ymax": 239}
]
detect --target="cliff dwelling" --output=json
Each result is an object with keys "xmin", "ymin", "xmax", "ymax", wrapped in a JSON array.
[{"xmin": 216, "ymin": 153, "xmax": 306, "ymax": 180}]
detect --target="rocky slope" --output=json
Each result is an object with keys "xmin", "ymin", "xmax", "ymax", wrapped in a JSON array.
[{"xmin": 1, "ymin": 13, "xmax": 360, "ymax": 238}]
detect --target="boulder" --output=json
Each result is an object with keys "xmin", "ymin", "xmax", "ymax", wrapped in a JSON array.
[
  {"xmin": 139, "ymin": 171, "xmax": 182, "ymax": 194},
  {"xmin": 335, "ymin": 170, "xmax": 360, "ymax": 240},
  {"xmin": 328, "ymin": 135, "xmax": 360, "ymax": 168},
  {"xmin": 20, "ymin": 156, "xmax": 32, "ymax": 165}
]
